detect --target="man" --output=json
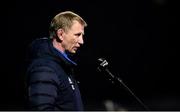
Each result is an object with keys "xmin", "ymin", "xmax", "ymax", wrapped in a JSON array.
[{"xmin": 26, "ymin": 11, "xmax": 87, "ymax": 110}]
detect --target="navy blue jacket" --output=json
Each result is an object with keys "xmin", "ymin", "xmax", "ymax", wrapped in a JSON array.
[{"xmin": 26, "ymin": 38, "xmax": 83, "ymax": 110}]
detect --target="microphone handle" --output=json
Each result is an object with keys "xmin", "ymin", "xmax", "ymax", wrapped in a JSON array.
[{"xmin": 105, "ymin": 68, "xmax": 150, "ymax": 111}]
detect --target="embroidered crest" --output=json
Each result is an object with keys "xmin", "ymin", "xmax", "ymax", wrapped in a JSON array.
[{"xmin": 68, "ymin": 77, "xmax": 75, "ymax": 90}]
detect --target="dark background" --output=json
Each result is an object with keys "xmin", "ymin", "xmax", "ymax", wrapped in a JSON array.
[{"xmin": 3, "ymin": 0, "xmax": 179, "ymax": 110}]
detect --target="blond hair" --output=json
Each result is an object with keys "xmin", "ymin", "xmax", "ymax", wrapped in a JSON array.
[{"xmin": 49, "ymin": 11, "xmax": 87, "ymax": 39}]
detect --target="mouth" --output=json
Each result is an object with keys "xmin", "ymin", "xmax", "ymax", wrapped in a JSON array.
[
  {"xmin": 72, "ymin": 46, "xmax": 79, "ymax": 51},
  {"xmin": 73, "ymin": 47, "xmax": 78, "ymax": 51}
]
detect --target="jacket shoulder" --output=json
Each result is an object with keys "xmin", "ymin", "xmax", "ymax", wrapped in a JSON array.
[{"xmin": 27, "ymin": 58, "xmax": 66, "ymax": 85}]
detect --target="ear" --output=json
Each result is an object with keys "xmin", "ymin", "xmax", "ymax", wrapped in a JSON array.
[{"xmin": 57, "ymin": 29, "xmax": 64, "ymax": 41}]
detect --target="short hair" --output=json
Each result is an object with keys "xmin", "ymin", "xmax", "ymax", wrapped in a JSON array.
[{"xmin": 49, "ymin": 11, "xmax": 87, "ymax": 39}]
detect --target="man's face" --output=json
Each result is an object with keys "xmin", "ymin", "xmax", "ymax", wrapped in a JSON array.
[{"xmin": 61, "ymin": 20, "xmax": 85, "ymax": 54}]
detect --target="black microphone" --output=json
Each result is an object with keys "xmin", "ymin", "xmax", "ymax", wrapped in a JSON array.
[
  {"xmin": 97, "ymin": 58, "xmax": 118, "ymax": 83},
  {"xmin": 97, "ymin": 58, "xmax": 150, "ymax": 110}
]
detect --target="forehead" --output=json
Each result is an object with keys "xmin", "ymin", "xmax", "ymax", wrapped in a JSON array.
[
  {"xmin": 71, "ymin": 20, "xmax": 84, "ymax": 28},
  {"xmin": 68, "ymin": 20, "xmax": 84, "ymax": 33}
]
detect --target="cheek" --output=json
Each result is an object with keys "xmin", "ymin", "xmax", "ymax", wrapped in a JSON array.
[
  {"xmin": 70, "ymin": 38, "xmax": 78, "ymax": 45},
  {"xmin": 67, "ymin": 38, "xmax": 76, "ymax": 49}
]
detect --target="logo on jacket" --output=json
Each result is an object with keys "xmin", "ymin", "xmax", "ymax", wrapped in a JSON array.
[{"xmin": 68, "ymin": 77, "xmax": 75, "ymax": 90}]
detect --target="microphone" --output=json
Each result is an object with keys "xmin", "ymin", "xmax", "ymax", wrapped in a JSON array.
[
  {"xmin": 97, "ymin": 58, "xmax": 150, "ymax": 110},
  {"xmin": 97, "ymin": 58, "xmax": 118, "ymax": 83},
  {"xmin": 97, "ymin": 58, "xmax": 108, "ymax": 68}
]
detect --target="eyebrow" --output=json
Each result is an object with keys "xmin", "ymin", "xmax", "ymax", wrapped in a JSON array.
[{"xmin": 75, "ymin": 32, "xmax": 84, "ymax": 36}]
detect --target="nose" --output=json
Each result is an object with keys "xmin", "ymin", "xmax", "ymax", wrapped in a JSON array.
[{"xmin": 78, "ymin": 36, "xmax": 84, "ymax": 45}]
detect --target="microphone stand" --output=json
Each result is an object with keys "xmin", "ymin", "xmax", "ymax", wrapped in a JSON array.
[{"xmin": 97, "ymin": 58, "xmax": 150, "ymax": 110}]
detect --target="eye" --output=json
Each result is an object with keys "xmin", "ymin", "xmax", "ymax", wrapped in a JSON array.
[{"xmin": 75, "ymin": 33, "xmax": 82, "ymax": 37}]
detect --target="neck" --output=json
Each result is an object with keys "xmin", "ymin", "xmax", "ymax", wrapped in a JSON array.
[{"xmin": 52, "ymin": 39, "xmax": 65, "ymax": 53}]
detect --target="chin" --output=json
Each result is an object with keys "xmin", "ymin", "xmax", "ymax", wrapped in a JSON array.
[
  {"xmin": 70, "ymin": 50, "xmax": 76, "ymax": 54},
  {"xmin": 68, "ymin": 48, "xmax": 77, "ymax": 54}
]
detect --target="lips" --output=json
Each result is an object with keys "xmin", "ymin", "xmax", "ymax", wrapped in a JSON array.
[
  {"xmin": 73, "ymin": 47, "xmax": 78, "ymax": 51},
  {"xmin": 72, "ymin": 44, "xmax": 80, "ymax": 51}
]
